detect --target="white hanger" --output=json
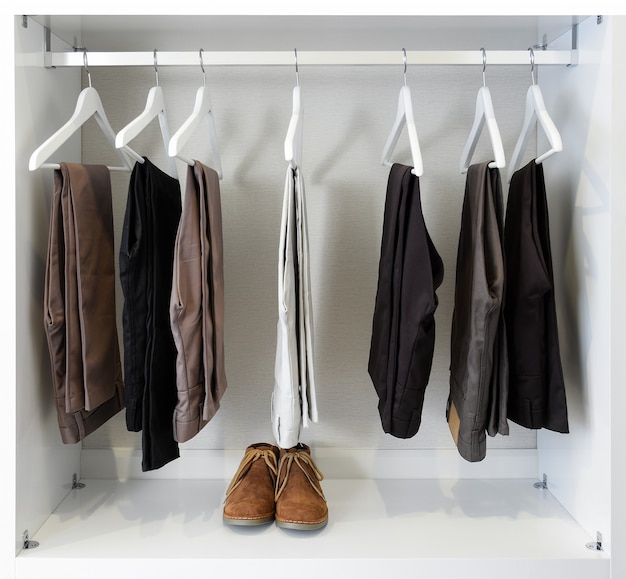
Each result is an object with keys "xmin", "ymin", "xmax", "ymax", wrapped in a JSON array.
[
  {"xmin": 168, "ymin": 48, "xmax": 222, "ymax": 180},
  {"xmin": 507, "ymin": 48, "xmax": 562, "ymax": 183},
  {"xmin": 284, "ymin": 48, "xmax": 303, "ymax": 169},
  {"xmin": 115, "ymin": 50, "xmax": 178, "ymax": 178},
  {"xmin": 381, "ymin": 49, "xmax": 423, "ymax": 177},
  {"xmin": 29, "ymin": 51, "xmax": 142, "ymax": 172},
  {"xmin": 459, "ymin": 48, "xmax": 506, "ymax": 174}
]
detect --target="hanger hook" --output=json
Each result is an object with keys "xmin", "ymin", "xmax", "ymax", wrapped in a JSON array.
[
  {"xmin": 481, "ymin": 47, "xmax": 486, "ymax": 87},
  {"xmin": 83, "ymin": 49, "xmax": 92, "ymax": 88},
  {"xmin": 294, "ymin": 48, "xmax": 299, "ymax": 86},
  {"xmin": 528, "ymin": 47, "xmax": 536, "ymax": 85},
  {"xmin": 199, "ymin": 48, "xmax": 206, "ymax": 86},
  {"xmin": 402, "ymin": 48, "xmax": 407, "ymax": 86},
  {"xmin": 153, "ymin": 49, "xmax": 159, "ymax": 87}
]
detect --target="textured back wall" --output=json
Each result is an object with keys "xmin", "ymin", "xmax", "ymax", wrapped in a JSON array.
[{"xmin": 80, "ymin": 63, "xmax": 537, "ymax": 452}]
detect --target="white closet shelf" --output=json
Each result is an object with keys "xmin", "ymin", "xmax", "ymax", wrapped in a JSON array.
[
  {"xmin": 46, "ymin": 49, "xmax": 573, "ymax": 68},
  {"xmin": 16, "ymin": 478, "xmax": 607, "ymax": 579}
]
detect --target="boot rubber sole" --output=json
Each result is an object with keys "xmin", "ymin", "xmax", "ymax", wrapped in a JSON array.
[
  {"xmin": 275, "ymin": 518, "xmax": 328, "ymax": 531},
  {"xmin": 223, "ymin": 515, "xmax": 274, "ymax": 526}
]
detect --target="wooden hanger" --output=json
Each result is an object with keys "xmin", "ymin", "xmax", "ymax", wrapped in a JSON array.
[
  {"xmin": 459, "ymin": 48, "xmax": 505, "ymax": 174},
  {"xmin": 168, "ymin": 48, "xmax": 223, "ymax": 179},
  {"xmin": 115, "ymin": 50, "xmax": 178, "ymax": 178},
  {"xmin": 507, "ymin": 48, "xmax": 562, "ymax": 183},
  {"xmin": 381, "ymin": 49, "xmax": 423, "ymax": 176},
  {"xmin": 29, "ymin": 51, "xmax": 142, "ymax": 172},
  {"xmin": 284, "ymin": 49, "xmax": 303, "ymax": 169}
]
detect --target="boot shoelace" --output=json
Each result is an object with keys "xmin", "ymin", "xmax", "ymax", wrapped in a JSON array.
[
  {"xmin": 275, "ymin": 450, "xmax": 326, "ymax": 502},
  {"xmin": 225, "ymin": 448, "xmax": 278, "ymax": 499}
]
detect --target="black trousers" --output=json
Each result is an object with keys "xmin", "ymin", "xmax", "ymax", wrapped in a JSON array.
[
  {"xmin": 368, "ymin": 164, "xmax": 444, "ymax": 438},
  {"xmin": 119, "ymin": 157, "xmax": 182, "ymax": 471},
  {"xmin": 504, "ymin": 160, "xmax": 568, "ymax": 433}
]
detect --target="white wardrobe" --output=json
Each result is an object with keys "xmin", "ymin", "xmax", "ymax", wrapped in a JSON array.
[{"xmin": 10, "ymin": 13, "xmax": 626, "ymax": 579}]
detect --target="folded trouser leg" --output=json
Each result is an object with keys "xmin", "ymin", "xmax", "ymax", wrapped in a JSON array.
[
  {"xmin": 44, "ymin": 163, "xmax": 124, "ymax": 444},
  {"xmin": 368, "ymin": 164, "xmax": 444, "ymax": 439},
  {"xmin": 448, "ymin": 162, "xmax": 507, "ymax": 462},
  {"xmin": 272, "ymin": 166, "xmax": 301, "ymax": 448},
  {"xmin": 170, "ymin": 162, "xmax": 226, "ymax": 443},
  {"xmin": 196, "ymin": 162, "xmax": 227, "ymax": 423},
  {"xmin": 120, "ymin": 158, "xmax": 182, "ymax": 471}
]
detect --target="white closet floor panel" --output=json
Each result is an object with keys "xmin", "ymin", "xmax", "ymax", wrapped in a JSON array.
[{"xmin": 16, "ymin": 478, "xmax": 608, "ymax": 579}]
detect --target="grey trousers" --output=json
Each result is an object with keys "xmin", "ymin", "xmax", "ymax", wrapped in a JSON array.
[
  {"xmin": 169, "ymin": 161, "xmax": 227, "ymax": 443},
  {"xmin": 44, "ymin": 163, "xmax": 124, "ymax": 444},
  {"xmin": 448, "ymin": 161, "xmax": 509, "ymax": 462}
]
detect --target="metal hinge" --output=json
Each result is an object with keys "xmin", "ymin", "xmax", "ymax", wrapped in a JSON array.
[{"xmin": 21, "ymin": 15, "xmax": 28, "ymax": 28}]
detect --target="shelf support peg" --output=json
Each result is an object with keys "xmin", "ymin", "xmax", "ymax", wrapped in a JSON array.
[
  {"xmin": 586, "ymin": 531, "xmax": 603, "ymax": 551},
  {"xmin": 72, "ymin": 473, "xmax": 86, "ymax": 490},
  {"xmin": 22, "ymin": 530, "xmax": 39, "ymax": 550}
]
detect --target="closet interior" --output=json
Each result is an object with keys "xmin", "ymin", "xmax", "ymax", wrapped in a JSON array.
[{"xmin": 12, "ymin": 13, "xmax": 626, "ymax": 578}]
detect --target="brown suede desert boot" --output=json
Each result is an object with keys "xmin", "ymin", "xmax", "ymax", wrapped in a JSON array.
[
  {"xmin": 223, "ymin": 443, "xmax": 279, "ymax": 526},
  {"xmin": 275, "ymin": 443, "xmax": 328, "ymax": 530}
]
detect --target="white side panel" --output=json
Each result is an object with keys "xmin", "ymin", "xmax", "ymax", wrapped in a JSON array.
[
  {"xmin": 14, "ymin": 15, "xmax": 81, "ymax": 553},
  {"xmin": 537, "ymin": 14, "xmax": 612, "ymax": 553},
  {"xmin": 609, "ymin": 16, "xmax": 626, "ymax": 579},
  {"xmin": 2, "ymin": 12, "xmax": 17, "ymax": 579}
]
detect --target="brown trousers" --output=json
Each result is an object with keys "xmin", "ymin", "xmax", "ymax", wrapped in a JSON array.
[
  {"xmin": 169, "ymin": 161, "xmax": 227, "ymax": 443},
  {"xmin": 44, "ymin": 163, "xmax": 124, "ymax": 444}
]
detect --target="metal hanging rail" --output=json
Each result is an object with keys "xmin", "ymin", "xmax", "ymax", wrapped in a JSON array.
[{"xmin": 46, "ymin": 50, "xmax": 573, "ymax": 68}]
